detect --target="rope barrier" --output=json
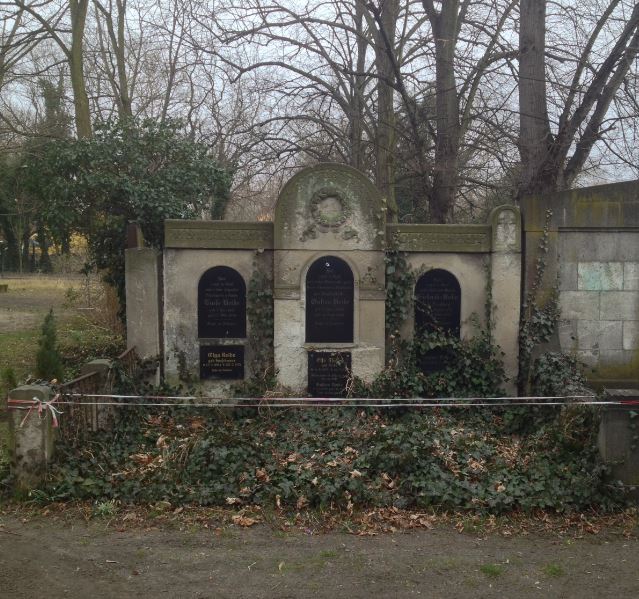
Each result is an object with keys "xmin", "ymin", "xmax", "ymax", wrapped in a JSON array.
[{"xmin": 8, "ymin": 393, "xmax": 638, "ymax": 424}]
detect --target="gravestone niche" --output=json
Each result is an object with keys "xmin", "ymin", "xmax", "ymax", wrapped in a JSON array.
[
  {"xmin": 308, "ymin": 351, "xmax": 351, "ymax": 397},
  {"xmin": 198, "ymin": 266, "xmax": 246, "ymax": 338},
  {"xmin": 306, "ymin": 256, "xmax": 354, "ymax": 343},
  {"xmin": 415, "ymin": 269, "xmax": 461, "ymax": 374},
  {"xmin": 200, "ymin": 345, "xmax": 244, "ymax": 379}
]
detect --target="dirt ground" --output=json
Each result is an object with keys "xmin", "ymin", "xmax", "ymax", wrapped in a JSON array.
[{"xmin": 0, "ymin": 515, "xmax": 638, "ymax": 599}]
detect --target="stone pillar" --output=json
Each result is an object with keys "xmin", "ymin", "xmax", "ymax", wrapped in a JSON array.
[
  {"xmin": 490, "ymin": 206, "xmax": 522, "ymax": 395},
  {"xmin": 598, "ymin": 390, "xmax": 639, "ymax": 501},
  {"xmin": 7, "ymin": 385, "xmax": 56, "ymax": 494},
  {"xmin": 125, "ymin": 247, "xmax": 161, "ymax": 360}
]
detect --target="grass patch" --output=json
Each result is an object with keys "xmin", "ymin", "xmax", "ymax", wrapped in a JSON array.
[
  {"xmin": 479, "ymin": 563, "xmax": 503, "ymax": 578},
  {"xmin": 543, "ymin": 563, "xmax": 565, "ymax": 577}
]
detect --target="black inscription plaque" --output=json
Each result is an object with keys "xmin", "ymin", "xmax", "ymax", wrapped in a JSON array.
[
  {"xmin": 306, "ymin": 256, "xmax": 354, "ymax": 343},
  {"xmin": 200, "ymin": 345, "xmax": 244, "ymax": 379},
  {"xmin": 308, "ymin": 351, "xmax": 351, "ymax": 397},
  {"xmin": 198, "ymin": 266, "xmax": 246, "ymax": 338},
  {"xmin": 414, "ymin": 269, "xmax": 461, "ymax": 374}
]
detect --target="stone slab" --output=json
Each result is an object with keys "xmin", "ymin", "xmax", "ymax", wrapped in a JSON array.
[
  {"xmin": 600, "ymin": 292, "xmax": 639, "ymax": 321},
  {"xmin": 624, "ymin": 263, "xmax": 639, "ymax": 290},
  {"xmin": 578, "ymin": 262, "xmax": 623, "ymax": 291},
  {"xmin": 165, "ymin": 221, "xmax": 274, "ymax": 250},
  {"xmin": 559, "ymin": 291, "xmax": 600, "ymax": 320},
  {"xmin": 624, "ymin": 321, "xmax": 639, "ymax": 351},
  {"xmin": 577, "ymin": 320, "xmax": 623, "ymax": 350},
  {"xmin": 388, "ymin": 224, "xmax": 491, "ymax": 253}
]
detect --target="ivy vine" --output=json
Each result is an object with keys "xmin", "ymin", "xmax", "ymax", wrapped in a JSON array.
[
  {"xmin": 518, "ymin": 209, "xmax": 561, "ymax": 394},
  {"xmin": 242, "ymin": 254, "xmax": 275, "ymax": 395}
]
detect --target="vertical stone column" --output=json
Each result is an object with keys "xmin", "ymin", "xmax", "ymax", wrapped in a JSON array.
[
  {"xmin": 7, "ymin": 385, "xmax": 56, "ymax": 494},
  {"xmin": 125, "ymin": 246, "xmax": 161, "ymax": 361},
  {"xmin": 598, "ymin": 389, "xmax": 639, "ymax": 501},
  {"xmin": 490, "ymin": 206, "xmax": 522, "ymax": 395}
]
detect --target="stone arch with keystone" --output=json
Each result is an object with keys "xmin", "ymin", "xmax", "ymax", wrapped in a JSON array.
[{"xmin": 273, "ymin": 164, "xmax": 387, "ymax": 394}]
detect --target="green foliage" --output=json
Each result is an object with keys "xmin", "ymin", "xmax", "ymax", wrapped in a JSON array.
[
  {"xmin": 518, "ymin": 209, "xmax": 561, "ymax": 393},
  {"xmin": 531, "ymin": 352, "xmax": 589, "ymax": 397},
  {"xmin": 43, "ymin": 405, "xmax": 622, "ymax": 513},
  {"xmin": 26, "ymin": 118, "xmax": 233, "ymax": 307},
  {"xmin": 1, "ymin": 366, "xmax": 17, "ymax": 390},
  {"xmin": 35, "ymin": 309, "xmax": 63, "ymax": 381},
  {"xmin": 384, "ymin": 246, "xmax": 415, "ymax": 338},
  {"xmin": 353, "ymin": 324, "xmax": 505, "ymax": 400}
]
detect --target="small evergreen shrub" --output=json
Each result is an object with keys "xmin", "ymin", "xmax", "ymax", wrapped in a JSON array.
[{"xmin": 35, "ymin": 309, "xmax": 63, "ymax": 381}]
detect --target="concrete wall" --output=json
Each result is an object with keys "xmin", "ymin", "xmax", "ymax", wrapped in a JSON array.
[{"xmin": 522, "ymin": 181, "xmax": 639, "ymax": 387}]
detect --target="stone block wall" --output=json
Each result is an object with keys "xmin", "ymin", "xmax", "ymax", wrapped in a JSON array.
[{"xmin": 522, "ymin": 181, "xmax": 639, "ymax": 387}]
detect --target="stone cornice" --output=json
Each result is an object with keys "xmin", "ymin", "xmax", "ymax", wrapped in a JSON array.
[
  {"xmin": 387, "ymin": 224, "xmax": 491, "ymax": 253},
  {"xmin": 165, "ymin": 220, "xmax": 274, "ymax": 249}
]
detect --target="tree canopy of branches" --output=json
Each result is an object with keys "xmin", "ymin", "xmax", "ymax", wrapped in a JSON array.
[{"xmin": 1, "ymin": 0, "xmax": 638, "ymax": 226}]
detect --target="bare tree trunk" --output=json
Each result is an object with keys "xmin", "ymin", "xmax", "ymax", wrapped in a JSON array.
[
  {"xmin": 350, "ymin": 0, "xmax": 367, "ymax": 171},
  {"xmin": 372, "ymin": 0, "xmax": 398, "ymax": 210},
  {"xmin": 70, "ymin": 0, "xmax": 92, "ymax": 138},
  {"xmin": 517, "ymin": 0, "xmax": 554, "ymax": 198},
  {"xmin": 424, "ymin": 0, "xmax": 462, "ymax": 223}
]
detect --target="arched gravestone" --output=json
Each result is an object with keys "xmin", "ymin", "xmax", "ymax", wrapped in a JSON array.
[
  {"xmin": 306, "ymin": 256, "xmax": 354, "ymax": 343},
  {"xmin": 198, "ymin": 266, "xmax": 247, "ymax": 338},
  {"xmin": 414, "ymin": 269, "xmax": 461, "ymax": 374}
]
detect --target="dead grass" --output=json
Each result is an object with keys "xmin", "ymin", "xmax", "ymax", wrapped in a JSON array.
[{"xmin": 0, "ymin": 274, "xmax": 124, "ymax": 407}]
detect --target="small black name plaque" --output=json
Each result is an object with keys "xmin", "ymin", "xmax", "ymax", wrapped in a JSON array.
[
  {"xmin": 200, "ymin": 345, "xmax": 244, "ymax": 380},
  {"xmin": 198, "ymin": 266, "xmax": 246, "ymax": 338},
  {"xmin": 307, "ymin": 351, "xmax": 351, "ymax": 398}
]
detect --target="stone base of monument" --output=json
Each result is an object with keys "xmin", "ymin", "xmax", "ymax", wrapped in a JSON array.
[{"xmin": 598, "ymin": 389, "xmax": 639, "ymax": 501}]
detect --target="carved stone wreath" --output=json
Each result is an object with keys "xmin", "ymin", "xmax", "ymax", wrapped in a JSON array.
[{"xmin": 310, "ymin": 188, "xmax": 351, "ymax": 229}]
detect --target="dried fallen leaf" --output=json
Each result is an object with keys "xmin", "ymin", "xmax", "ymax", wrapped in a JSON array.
[{"xmin": 232, "ymin": 515, "xmax": 258, "ymax": 527}]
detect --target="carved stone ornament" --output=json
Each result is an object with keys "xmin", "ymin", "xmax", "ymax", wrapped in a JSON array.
[{"xmin": 310, "ymin": 188, "xmax": 351, "ymax": 229}]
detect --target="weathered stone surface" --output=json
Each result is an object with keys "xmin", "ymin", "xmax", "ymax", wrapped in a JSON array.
[
  {"xmin": 388, "ymin": 224, "xmax": 491, "ymax": 253},
  {"xmin": 600, "ymin": 291, "xmax": 639, "ymax": 321},
  {"xmin": 577, "ymin": 320, "xmax": 623, "ymax": 350},
  {"xmin": 599, "ymin": 393, "xmax": 639, "ymax": 499},
  {"xmin": 490, "ymin": 205, "xmax": 521, "ymax": 252},
  {"xmin": 614, "ymin": 233, "xmax": 639, "ymax": 261},
  {"xmin": 559, "ymin": 232, "xmax": 618, "ymax": 262},
  {"xmin": 165, "ymin": 220, "xmax": 273, "ymax": 250},
  {"xmin": 559, "ymin": 261, "xmax": 578, "ymax": 291},
  {"xmin": 557, "ymin": 319, "xmax": 577, "ymax": 352},
  {"xmin": 8, "ymin": 385, "xmax": 56, "ymax": 493},
  {"xmin": 522, "ymin": 180, "xmax": 639, "ymax": 230},
  {"xmin": 578, "ymin": 262, "xmax": 623, "ymax": 291},
  {"xmin": 490, "ymin": 250, "xmax": 521, "ymax": 395},
  {"xmin": 559, "ymin": 291, "xmax": 600, "ymax": 320},
  {"xmin": 623, "ymin": 321, "xmax": 638, "ymax": 351},
  {"xmin": 274, "ymin": 163, "xmax": 384, "ymax": 251},
  {"xmin": 125, "ymin": 248, "xmax": 161, "ymax": 360},
  {"xmin": 624, "ymin": 262, "xmax": 639, "ymax": 290},
  {"xmin": 576, "ymin": 349, "xmax": 599, "ymax": 368},
  {"xmin": 163, "ymin": 248, "xmax": 273, "ymax": 391}
]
